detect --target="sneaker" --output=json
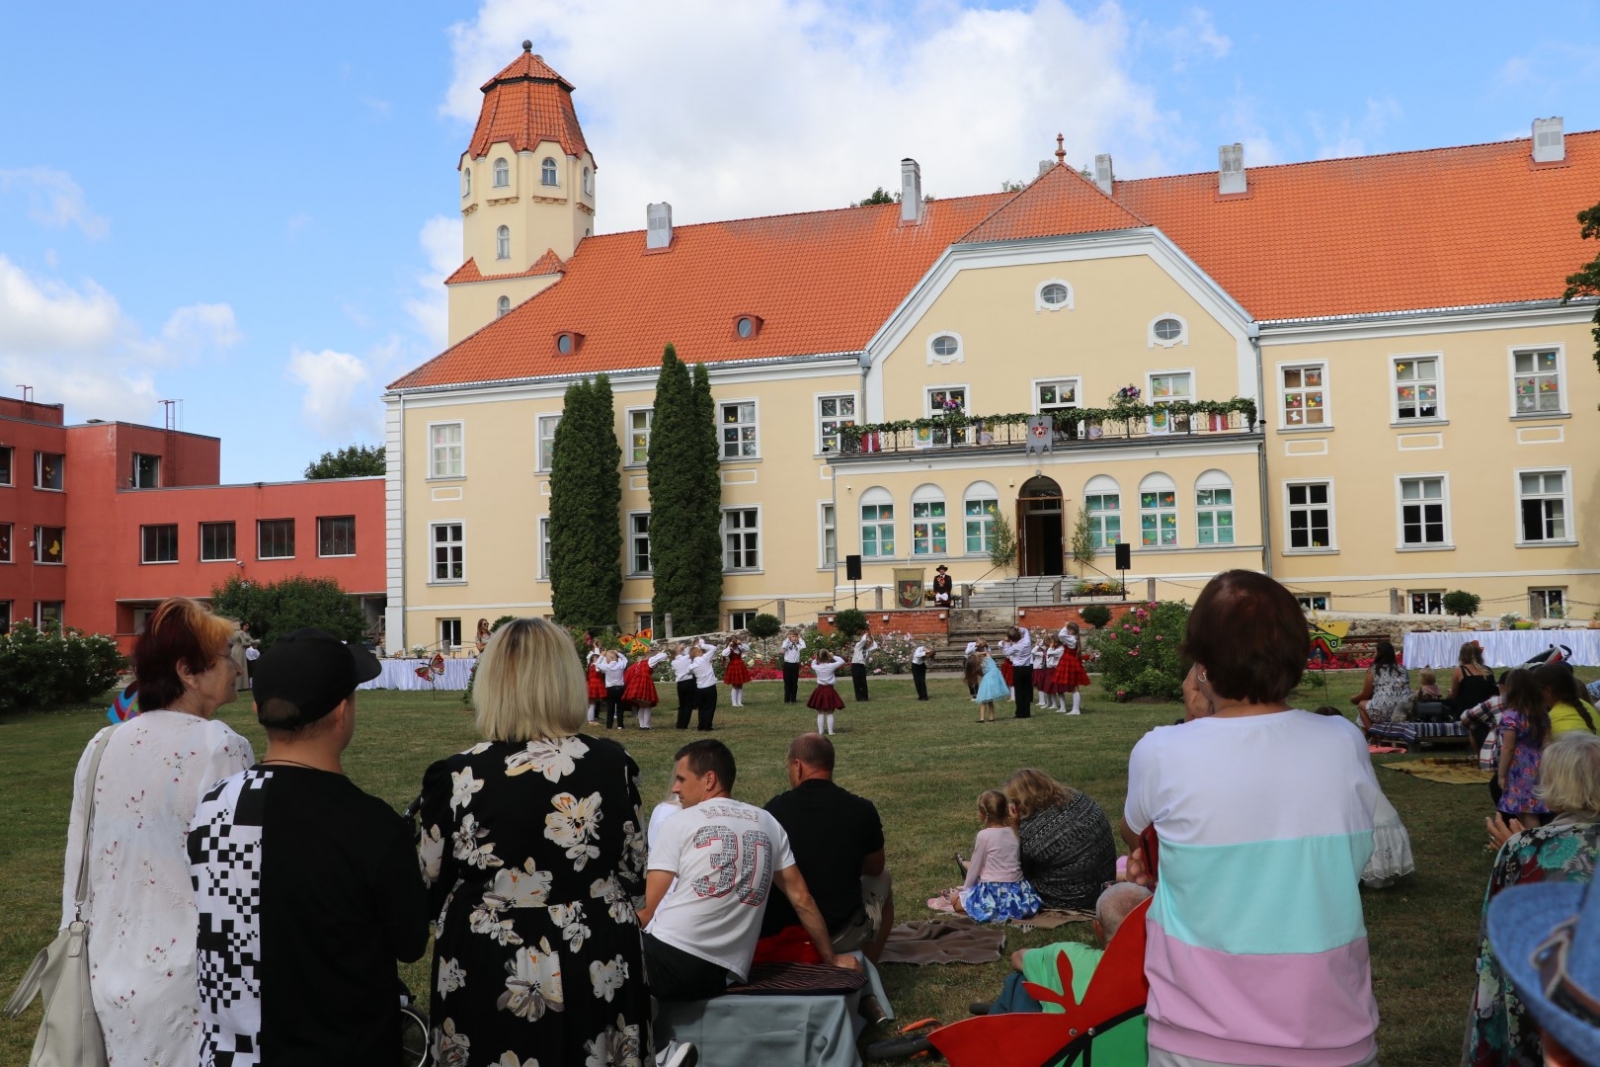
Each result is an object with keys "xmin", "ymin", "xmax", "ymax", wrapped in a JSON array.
[
  {"xmin": 1067, "ymin": 710, "xmax": 1081, "ymax": 716},
  {"xmin": 656, "ymin": 1040, "xmax": 698, "ymax": 1067}
]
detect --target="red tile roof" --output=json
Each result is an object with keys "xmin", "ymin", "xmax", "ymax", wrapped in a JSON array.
[
  {"xmin": 963, "ymin": 162, "xmax": 1147, "ymax": 243},
  {"xmin": 465, "ymin": 45, "xmax": 588, "ymax": 162},
  {"xmin": 444, "ymin": 250, "xmax": 566, "ymax": 285},
  {"xmin": 390, "ymin": 195, "xmax": 1010, "ymax": 389}
]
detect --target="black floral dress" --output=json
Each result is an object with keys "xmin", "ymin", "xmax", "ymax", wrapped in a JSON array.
[{"xmin": 418, "ymin": 734, "xmax": 650, "ymax": 1067}]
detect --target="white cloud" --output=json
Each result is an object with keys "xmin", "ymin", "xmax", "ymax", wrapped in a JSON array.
[
  {"xmin": 287, "ymin": 347, "xmax": 380, "ymax": 439},
  {"xmin": 158, "ymin": 303, "xmax": 241, "ymax": 359},
  {"xmin": 404, "ymin": 215, "xmax": 463, "ymax": 350},
  {"xmin": 1312, "ymin": 97, "xmax": 1403, "ymax": 160},
  {"xmin": 0, "ymin": 167, "xmax": 109, "ymax": 238},
  {"xmin": 0, "ymin": 254, "xmax": 122, "ymax": 353},
  {"xmin": 440, "ymin": 0, "xmax": 1179, "ymax": 229}
]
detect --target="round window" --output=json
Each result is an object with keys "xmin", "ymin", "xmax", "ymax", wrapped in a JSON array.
[
  {"xmin": 557, "ymin": 334, "xmax": 573, "ymax": 354},
  {"xmin": 1154, "ymin": 317, "xmax": 1183, "ymax": 341},
  {"xmin": 1040, "ymin": 283, "xmax": 1069, "ymax": 306},
  {"xmin": 737, "ymin": 317, "xmax": 754, "ymax": 338},
  {"xmin": 932, "ymin": 335, "xmax": 959, "ymax": 357}
]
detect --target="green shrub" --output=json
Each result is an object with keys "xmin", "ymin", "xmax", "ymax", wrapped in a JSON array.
[
  {"xmin": 1442, "ymin": 590, "xmax": 1481, "ymax": 620},
  {"xmin": 210, "ymin": 573, "xmax": 366, "ymax": 648},
  {"xmin": 1087, "ymin": 600, "xmax": 1190, "ymax": 701},
  {"xmin": 748, "ymin": 613, "xmax": 782, "ymax": 638},
  {"xmin": 0, "ymin": 621, "xmax": 126, "ymax": 713},
  {"xmin": 832, "ymin": 609, "xmax": 868, "ymax": 638},
  {"xmin": 1080, "ymin": 604, "xmax": 1112, "ymax": 629}
]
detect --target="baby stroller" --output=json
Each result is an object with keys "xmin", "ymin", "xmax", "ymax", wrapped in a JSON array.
[{"xmin": 399, "ymin": 795, "xmax": 432, "ymax": 1066}]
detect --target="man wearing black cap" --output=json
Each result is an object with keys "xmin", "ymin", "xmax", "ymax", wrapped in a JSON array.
[{"xmin": 188, "ymin": 628, "xmax": 429, "ymax": 1066}]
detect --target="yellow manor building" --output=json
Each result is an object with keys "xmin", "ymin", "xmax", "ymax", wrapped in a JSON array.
[{"xmin": 383, "ymin": 45, "xmax": 1599, "ymax": 651}]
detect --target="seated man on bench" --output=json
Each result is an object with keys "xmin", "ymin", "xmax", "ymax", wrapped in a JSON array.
[{"xmin": 638, "ymin": 739, "xmax": 859, "ymax": 1001}]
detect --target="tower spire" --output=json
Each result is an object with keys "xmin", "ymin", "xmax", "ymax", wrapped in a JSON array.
[{"xmin": 1054, "ymin": 134, "xmax": 1066, "ymax": 165}]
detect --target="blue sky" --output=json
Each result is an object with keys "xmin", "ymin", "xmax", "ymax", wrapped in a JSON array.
[{"xmin": 2, "ymin": 0, "xmax": 1597, "ymax": 483}]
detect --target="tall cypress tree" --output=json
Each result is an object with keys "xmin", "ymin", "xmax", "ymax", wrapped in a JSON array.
[
  {"xmin": 690, "ymin": 362, "xmax": 724, "ymax": 631},
  {"xmin": 647, "ymin": 346, "xmax": 697, "ymax": 633},
  {"xmin": 550, "ymin": 375, "xmax": 623, "ymax": 628}
]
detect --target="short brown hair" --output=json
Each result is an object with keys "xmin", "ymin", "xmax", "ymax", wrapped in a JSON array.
[
  {"xmin": 787, "ymin": 732, "xmax": 835, "ymax": 773},
  {"xmin": 1003, "ymin": 768, "xmax": 1069, "ymax": 823},
  {"xmin": 1181, "ymin": 570, "xmax": 1308, "ymax": 704},
  {"xmin": 677, "ymin": 738, "xmax": 736, "ymax": 792},
  {"xmin": 133, "ymin": 598, "xmax": 237, "ymax": 711}
]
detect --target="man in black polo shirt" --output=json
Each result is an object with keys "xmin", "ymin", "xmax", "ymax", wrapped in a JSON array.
[{"xmin": 761, "ymin": 733, "xmax": 895, "ymax": 963}]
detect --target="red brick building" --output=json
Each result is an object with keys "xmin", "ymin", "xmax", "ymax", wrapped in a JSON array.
[{"xmin": 0, "ymin": 396, "xmax": 385, "ymax": 651}]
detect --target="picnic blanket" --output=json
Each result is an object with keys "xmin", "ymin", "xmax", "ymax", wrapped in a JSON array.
[
  {"xmin": 880, "ymin": 917, "xmax": 1005, "ymax": 965},
  {"xmin": 1382, "ymin": 757, "xmax": 1493, "ymax": 785},
  {"xmin": 1013, "ymin": 908, "xmax": 1096, "ymax": 931}
]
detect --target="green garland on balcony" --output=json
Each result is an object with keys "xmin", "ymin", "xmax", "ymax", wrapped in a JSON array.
[{"xmin": 838, "ymin": 397, "xmax": 1258, "ymax": 441}]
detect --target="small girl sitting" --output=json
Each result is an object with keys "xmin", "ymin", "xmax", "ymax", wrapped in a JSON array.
[
  {"xmin": 1416, "ymin": 669, "xmax": 1443, "ymax": 702},
  {"xmin": 945, "ymin": 791, "xmax": 1041, "ymax": 922}
]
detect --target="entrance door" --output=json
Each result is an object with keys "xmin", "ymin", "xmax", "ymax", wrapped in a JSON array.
[{"xmin": 1016, "ymin": 475, "xmax": 1065, "ymax": 577}]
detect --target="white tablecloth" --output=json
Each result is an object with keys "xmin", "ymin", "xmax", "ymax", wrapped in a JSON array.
[
  {"xmin": 1401, "ymin": 630, "xmax": 1600, "ymax": 669},
  {"xmin": 359, "ymin": 658, "xmax": 477, "ymax": 690}
]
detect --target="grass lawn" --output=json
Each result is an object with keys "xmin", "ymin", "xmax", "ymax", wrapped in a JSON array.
[{"xmin": 4, "ymin": 667, "xmax": 1595, "ymax": 1063}]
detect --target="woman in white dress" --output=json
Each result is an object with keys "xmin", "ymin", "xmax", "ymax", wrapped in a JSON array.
[{"xmin": 61, "ymin": 598, "xmax": 255, "ymax": 1065}]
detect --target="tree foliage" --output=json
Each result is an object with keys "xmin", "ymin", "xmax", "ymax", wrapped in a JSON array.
[
  {"xmin": 1562, "ymin": 202, "xmax": 1600, "ymax": 389},
  {"xmin": 1070, "ymin": 506, "xmax": 1097, "ymax": 574},
  {"xmin": 549, "ymin": 376, "xmax": 624, "ymax": 629},
  {"xmin": 989, "ymin": 511, "xmax": 1018, "ymax": 572},
  {"xmin": 1088, "ymin": 600, "xmax": 1190, "ymax": 700},
  {"xmin": 833, "ymin": 609, "xmax": 868, "ymax": 638},
  {"xmin": 1443, "ymin": 590, "xmax": 1482, "ymax": 621},
  {"xmin": 0, "ymin": 621, "xmax": 126, "ymax": 712},
  {"xmin": 648, "ymin": 346, "xmax": 724, "ymax": 635},
  {"xmin": 1079, "ymin": 604, "xmax": 1112, "ymax": 629},
  {"xmin": 748, "ymin": 614, "xmax": 782, "ymax": 639},
  {"xmin": 304, "ymin": 444, "xmax": 385, "ymax": 479},
  {"xmin": 857, "ymin": 186, "xmax": 899, "ymax": 206},
  {"xmin": 210, "ymin": 573, "xmax": 367, "ymax": 648},
  {"xmin": 690, "ymin": 362, "xmax": 725, "ymax": 628}
]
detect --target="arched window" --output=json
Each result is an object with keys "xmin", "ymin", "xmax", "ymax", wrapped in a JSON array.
[
  {"xmin": 1083, "ymin": 476, "xmax": 1120, "ymax": 549},
  {"xmin": 911, "ymin": 484, "xmax": 947, "ymax": 555},
  {"xmin": 963, "ymin": 481, "xmax": 999, "ymax": 553},
  {"xmin": 463, "ymin": 167, "xmax": 471, "ymax": 197},
  {"xmin": 860, "ymin": 487, "xmax": 895, "ymax": 558},
  {"xmin": 496, "ymin": 226, "xmax": 510, "ymax": 260},
  {"xmin": 541, "ymin": 157, "xmax": 558, "ymax": 187},
  {"xmin": 1139, "ymin": 472, "xmax": 1178, "ymax": 547},
  {"xmin": 582, "ymin": 166, "xmax": 592, "ymax": 195},
  {"xmin": 493, "ymin": 158, "xmax": 510, "ymax": 188},
  {"xmin": 1195, "ymin": 469, "xmax": 1235, "ymax": 545},
  {"xmin": 496, "ymin": 295, "xmax": 511, "ymax": 318}
]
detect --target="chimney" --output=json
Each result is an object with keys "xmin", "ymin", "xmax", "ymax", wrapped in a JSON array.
[
  {"xmin": 1533, "ymin": 117, "xmax": 1565, "ymax": 163},
  {"xmin": 1093, "ymin": 154, "xmax": 1114, "ymax": 195},
  {"xmin": 1218, "ymin": 143, "xmax": 1246, "ymax": 195},
  {"xmin": 646, "ymin": 202, "xmax": 673, "ymax": 249},
  {"xmin": 900, "ymin": 158, "xmax": 923, "ymax": 223}
]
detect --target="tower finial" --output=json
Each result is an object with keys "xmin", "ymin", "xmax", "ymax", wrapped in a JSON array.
[
  {"xmin": 522, "ymin": 39, "xmax": 533, "ymax": 52},
  {"xmin": 1054, "ymin": 134, "xmax": 1066, "ymax": 165}
]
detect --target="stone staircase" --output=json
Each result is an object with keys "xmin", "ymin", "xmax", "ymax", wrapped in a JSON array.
[{"xmin": 960, "ymin": 575, "xmax": 1072, "ymax": 610}]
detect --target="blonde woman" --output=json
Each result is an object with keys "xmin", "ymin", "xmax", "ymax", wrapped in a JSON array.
[
  {"xmin": 1004, "ymin": 768, "xmax": 1116, "ymax": 911},
  {"xmin": 417, "ymin": 618, "xmax": 652, "ymax": 1066}
]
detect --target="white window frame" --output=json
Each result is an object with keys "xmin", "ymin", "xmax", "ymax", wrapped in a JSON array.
[
  {"xmin": 635, "ymin": 612, "xmax": 653, "ymax": 634},
  {"xmin": 819, "ymin": 501, "xmax": 837, "ymax": 568},
  {"xmin": 34, "ymin": 451, "xmax": 64, "ymax": 491},
  {"xmin": 626, "ymin": 408, "xmax": 653, "ymax": 467},
  {"xmin": 721, "ymin": 507, "xmax": 761, "ymax": 572},
  {"xmin": 628, "ymin": 512, "xmax": 652, "ymax": 575},
  {"xmin": 1083, "ymin": 476, "xmax": 1121, "ymax": 550},
  {"xmin": 35, "ymin": 601, "xmax": 63, "ymax": 631},
  {"xmin": 1035, "ymin": 279, "xmax": 1074, "ymax": 312},
  {"xmin": 1195, "ymin": 470, "xmax": 1235, "ymax": 546},
  {"xmin": 1032, "ymin": 377, "xmax": 1081, "ymax": 416},
  {"xmin": 34, "ymin": 526, "xmax": 64, "ymax": 564},
  {"xmin": 536, "ymin": 414, "xmax": 561, "ymax": 472},
  {"xmin": 440, "ymin": 618, "xmax": 463, "ymax": 649},
  {"xmin": 963, "ymin": 482, "xmax": 999, "ymax": 555},
  {"xmin": 1277, "ymin": 361, "xmax": 1330, "ymax": 431},
  {"xmin": 1148, "ymin": 313, "xmax": 1189, "ymax": 348},
  {"xmin": 924, "ymin": 385, "xmax": 969, "ymax": 446},
  {"xmin": 1138, "ymin": 474, "xmax": 1179, "ymax": 548},
  {"xmin": 1296, "ymin": 594, "xmax": 1330, "ymax": 612},
  {"xmin": 429, "ymin": 421, "xmax": 464, "ymax": 479},
  {"xmin": 140, "ymin": 524, "xmax": 179, "ymax": 564},
  {"xmin": 462, "ymin": 166, "xmax": 471, "ymax": 198},
  {"xmin": 582, "ymin": 167, "xmax": 592, "ymax": 196},
  {"xmin": 1515, "ymin": 466, "xmax": 1575, "ymax": 547},
  {"xmin": 1395, "ymin": 473, "xmax": 1452, "ymax": 550},
  {"xmin": 496, "ymin": 295, "xmax": 511, "ymax": 318},
  {"xmin": 1530, "ymin": 588, "xmax": 1567, "ymax": 619},
  {"xmin": 317, "ymin": 515, "xmax": 357, "ymax": 558},
  {"xmin": 729, "ymin": 610, "xmax": 759, "ymax": 631},
  {"xmin": 199, "ymin": 521, "xmax": 236, "ymax": 562},
  {"xmin": 1391, "ymin": 353, "xmax": 1446, "ymax": 423},
  {"xmin": 256, "ymin": 518, "xmax": 295, "ymax": 560},
  {"xmin": 1283, "ymin": 480, "xmax": 1337, "ymax": 553},
  {"xmin": 540, "ymin": 157, "xmax": 558, "ymax": 187},
  {"xmin": 718, "ymin": 399, "xmax": 760, "ymax": 461},
  {"xmin": 1409, "ymin": 590, "xmax": 1445, "ymax": 615},
  {"xmin": 493, "ymin": 157, "xmax": 510, "ymax": 188},
  {"xmin": 0, "ymin": 445, "xmax": 12, "ymax": 486},
  {"xmin": 911, "ymin": 485, "xmax": 948, "ymax": 556},
  {"xmin": 1509, "ymin": 344, "xmax": 1567, "ymax": 417},
  {"xmin": 0, "ymin": 521, "xmax": 12, "ymax": 564},
  {"xmin": 496, "ymin": 225, "xmax": 511, "ymax": 260},
  {"xmin": 926, "ymin": 331, "xmax": 964, "ymax": 365},
  {"xmin": 1146, "ymin": 370, "xmax": 1194, "ymax": 434},
  {"xmin": 816, "ymin": 393, "xmax": 858, "ymax": 455},
  {"xmin": 859, "ymin": 489, "xmax": 895, "ymax": 559},
  {"xmin": 131, "ymin": 452, "xmax": 161, "ymax": 489},
  {"xmin": 430, "ymin": 521, "xmax": 466, "ymax": 584},
  {"xmin": 539, "ymin": 516, "xmax": 551, "ymax": 581}
]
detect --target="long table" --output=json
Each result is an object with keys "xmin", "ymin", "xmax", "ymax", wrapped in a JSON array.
[
  {"xmin": 359, "ymin": 658, "xmax": 477, "ymax": 691},
  {"xmin": 1401, "ymin": 630, "xmax": 1600, "ymax": 669}
]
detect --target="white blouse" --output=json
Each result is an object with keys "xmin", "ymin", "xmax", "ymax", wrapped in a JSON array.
[
  {"xmin": 811, "ymin": 659, "xmax": 842, "ymax": 685},
  {"xmin": 596, "ymin": 655, "xmax": 628, "ymax": 687}
]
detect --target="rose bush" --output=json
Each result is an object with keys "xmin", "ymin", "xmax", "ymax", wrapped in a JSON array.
[{"xmin": 1087, "ymin": 600, "xmax": 1190, "ymax": 701}]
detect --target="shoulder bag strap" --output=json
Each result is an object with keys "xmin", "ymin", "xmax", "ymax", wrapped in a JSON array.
[{"xmin": 72, "ymin": 729, "xmax": 115, "ymax": 919}]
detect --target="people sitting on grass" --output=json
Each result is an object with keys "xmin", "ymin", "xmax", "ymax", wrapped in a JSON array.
[
  {"xmin": 1449, "ymin": 639, "xmax": 1499, "ymax": 718},
  {"xmin": 1533, "ymin": 662, "xmax": 1600, "ymax": 739},
  {"xmin": 638, "ymin": 739, "xmax": 859, "ymax": 1003},
  {"xmin": 1352, "ymin": 639, "xmax": 1412, "ymax": 732},
  {"xmin": 1466, "ymin": 731, "xmax": 1600, "ymax": 1067},
  {"xmin": 937, "ymin": 789, "xmax": 1040, "ymax": 922},
  {"xmin": 1416, "ymin": 668, "xmax": 1443, "ymax": 703},
  {"xmin": 1310, "ymin": 706, "xmax": 1415, "ymax": 888},
  {"xmin": 756, "ymin": 733, "xmax": 895, "ymax": 965},
  {"xmin": 973, "ymin": 883, "xmax": 1152, "ymax": 1065},
  {"xmin": 1005, "ymin": 768, "xmax": 1117, "ymax": 913}
]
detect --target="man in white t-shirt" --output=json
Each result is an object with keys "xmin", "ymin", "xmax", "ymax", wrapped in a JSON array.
[{"xmin": 639, "ymin": 739, "xmax": 860, "ymax": 1000}]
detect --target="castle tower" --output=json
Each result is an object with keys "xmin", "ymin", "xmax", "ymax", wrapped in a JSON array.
[{"xmin": 447, "ymin": 42, "xmax": 594, "ymax": 345}]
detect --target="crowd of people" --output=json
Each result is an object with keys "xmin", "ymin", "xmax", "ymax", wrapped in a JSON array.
[{"xmin": 41, "ymin": 573, "xmax": 1600, "ymax": 1067}]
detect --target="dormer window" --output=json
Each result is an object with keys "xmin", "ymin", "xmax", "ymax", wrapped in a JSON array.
[
  {"xmin": 734, "ymin": 315, "xmax": 762, "ymax": 340},
  {"xmin": 497, "ymin": 296, "xmax": 511, "ymax": 318},
  {"xmin": 493, "ymin": 158, "xmax": 510, "ymax": 188},
  {"xmin": 463, "ymin": 167, "xmax": 471, "ymax": 197},
  {"xmin": 541, "ymin": 157, "xmax": 558, "ymax": 187},
  {"xmin": 582, "ymin": 167, "xmax": 592, "ymax": 196},
  {"xmin": 496, "ymin": 226, "xmax": 511, "ymax": 260},
  {"xmin": 556, "ymin": 332, "xmax": 583, "ymax": 355}
]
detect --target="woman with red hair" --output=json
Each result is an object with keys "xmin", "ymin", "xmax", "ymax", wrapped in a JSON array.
[{"xmin": 60, "ymin": 597, "xmax": 255, "ymax": 1064}]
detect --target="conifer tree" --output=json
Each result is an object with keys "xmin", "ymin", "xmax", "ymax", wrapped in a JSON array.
[
  {"xmin": 647, "ymin": 346, "xmax": 697, "ymax": 632},
  {"xmin": 690, "ymin": 362, "xmax": 725, "ymax": 630},
  {"xmin": 549, "ymin": 375, "xmax": 623, "ymax": 628}
]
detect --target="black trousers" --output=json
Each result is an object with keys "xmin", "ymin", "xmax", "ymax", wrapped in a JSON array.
[
  {"xmin": 604, "ymin": 685, "xmax": 626, "ymax": 728},
  {"xmin": 912, "ymin": 663, "xmax": 928, "ymax": 700},
  {"xmin": 697, "ymin": 684, "xmax": 718, "ymax": 730},
  {"xmin": 644, "ymin": 933, "xmax": 730, "ymax": 1002},
  {"xmin": 676, "ymin": 680, "xmax": 697, "ymax": 729},
  {"xmin": 851, "ymin": 663, "xmax": 869, "ymax": 701},
  {"xmin": 1012, "ymin": 664, "xmax": 1034, "ymax": 718},
  {"xmin": 782, "ymin": 660, "xmax": 801, "ymax": 703}
]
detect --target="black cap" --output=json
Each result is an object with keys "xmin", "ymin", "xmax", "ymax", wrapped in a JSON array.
[{"xmin": 254, "ymin": 628, "xmax": 382, "ymax": 729}]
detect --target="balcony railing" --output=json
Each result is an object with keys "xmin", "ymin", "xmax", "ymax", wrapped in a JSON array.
[{"xmin": 832, "ymin": 406, "xmax": 1258, "ymax": 459}]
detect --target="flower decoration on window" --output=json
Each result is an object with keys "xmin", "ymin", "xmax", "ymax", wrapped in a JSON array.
[{"xmin": 1111, "ymin": 384, "xmax": 1142, "ymax": 405}]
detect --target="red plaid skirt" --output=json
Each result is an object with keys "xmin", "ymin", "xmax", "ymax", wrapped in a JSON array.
[
  {"xmin": 1036, "ymin": 666, "xmax": 1060, "ymax": 694},
  {"xmin": 586, "ymin": 663, "xmax": 607, "ymax": 700},
  {"xmin": 1055, "ymin": 648, "xmax": 1091, "ymax": 688},
  {"xmin": 806, "ymin": 683, "xmax": 845, "ymax": 711},
  {"xmin": 723, "ymin": 652, "xmax": 751, "ymax": 686},
  {"xmin": 999, "ymin": 659, "xmax": 1014, "ymax": 686},
  {"xmin": 622, "ymin": 660, "xmax": 659, "ymax": 707}
]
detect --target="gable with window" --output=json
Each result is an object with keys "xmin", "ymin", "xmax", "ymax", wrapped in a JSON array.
[
  {"xmin": 628, "ymin": 409, "xmax": 653, "ymax": 465},
  {"xmin": 1195, "ymin": 470, "xmax": 1234, "ymax": 545},
  {"xmin": 536, "ymin": 414, "xmax": 561, "ymax": 471},
  {"xmin": 629, "ymin": 513, "xmax": 652, "ymax": 574},
  {"xmin": 318, "ymin": 516, "xmax": 356, "ymax": 557},
  {"xmin": 1512, "ymin": 349, "xmax": 1563, "ymax": 415},
  {"xmin": 258, "ymin": 519, "xmax": 295, "ymax": 559},
  {"xmin": 1083, "ymin": 476, "xmax": 1121, "ymax": 549},
  {"xmin": 141, "ymin": 524, "xmax": 178, "ymax": 563},
  {"xmin": 1518, "ymin": 470, "xmax": 1571, "ymax": 544},
  {"xmin": 1285, "ymin": 482, "xmax": 1333, "ymax": 550},
  {"xmin": 1398, "ymin": 476, "xmax": 1448, "ymax": 547},
  {"xmin": 860, "ymin": 488, "xmax": 895, "ymax": 558},
  {"xmin": 722, "ymin": 508, "xmax": 760, "ymax": 570},
  {"xmin": 720, "ymin": 401, "xmax": 759, "ymax": 459},
  {"xmin": 911, "ymin": 485, "xmax": 947, "ymax": 555},
  {"xmin": 430, "ymin": 423, "xmax": 464, "ymax": 478},
  {"xmin": 817, "ymin": 395, "xmax": 856, "ymax": 454},
  {"xmin": 432, "ymin": 522, "xmax": 465, "ymax": 582},
  {"xmin": 964, "ymin": 482, "xmax": 999, "ymax": 554},
  {"xmin": 1139, "ymin": 473, "xmax": 1178, "ymax": 547},
  {"xmin": 1393, "ymin": 355, "xmax": 1442, "ymax": 421},
  {"xmin": 1280, "ymin": 364, "xmax": 1326, "ymax": 428}
]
